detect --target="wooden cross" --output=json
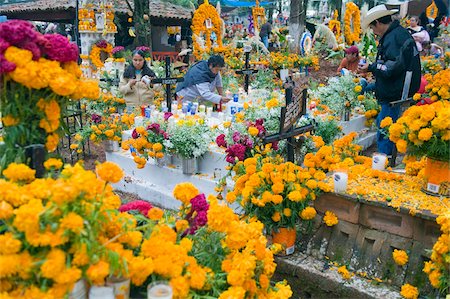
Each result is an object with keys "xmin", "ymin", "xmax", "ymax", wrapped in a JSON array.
[
  {"xmin": 151, "ymin": 56, "xmax": 184, "ymax": 112},
  {"xmin": 235, "ymin": 47, "xmax": 258, "ymax": 93},
  {"xmin": 264, "ymin": 77, "xmax": 314, "ymax": 162}
]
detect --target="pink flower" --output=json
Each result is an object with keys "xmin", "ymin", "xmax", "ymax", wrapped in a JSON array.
[
  {"xmin": 0, "ymin": 38, "xmax": 10, "ymax": 53},
  {"xmin": 0, "ymin": 55, "xmax": 16, "ymax": 73},
  {"xmin": 119, "ymin": 200, "xmax": 153, "ymax": 216},
  {"xmin": 112, "ymin": 46, "xmax": 125, "ymax": 55},
  {"xmin": 272, "ymin": 141, "xmax": 279, "ymax": 150},
  {"xmin": 22, "ymin": 41, "xmax": 41, "ymax": 60},
  {"xmin": 0, "ymin": 20, "xmax": 38, "ymax": 46},
  {"xmin": 147, "ymin": 123, "xmax": 160, "ymax": 133},
  {"xmin": 190, "ymin": 194, "xmax": 209, "ymax": 212},
  {"xmin": 232, "ymin": 131, "xmax": 241, "ymax": 143},
  {"xmin": 43, "ymin": 34, "xmax": 78, "ymax": 62},
  {"xmin": 216, "ymin": 134, "xmax": 227, "ymax": 147},
  {"xmin": 226, "ymin": 143, "xmax": 247, "ymax": 161},
  {"xmin": 164, "ymin": 112, "xmax": 173, "ymax": 121},
  {"xmin": 95, "ymin": 40, "xmax": 108, "ymax": 48}
]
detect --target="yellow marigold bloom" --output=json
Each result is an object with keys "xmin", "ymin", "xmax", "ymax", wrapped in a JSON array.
[
  {"xmin": 175, "ymin": 219, "xmax": 189, "ymax": 232},
  {"xmin": 223, "ymin": 121, "xmax": 231, "ymax": 128},
  {"xmin": 248, "ymin": 126, "xmax": 259, "ymax": 137},
  {"xmin": 271, "ymin": 194, "xmax": 283, "ymax": 204},
  {"xmin": 70, "ymin": 143, "xmax": 78, "ymax": 150},
  {"xmin": 104, "ymin": 129, "xmax": 114, "ymax": 138},
  {"xmin": 44, "ymin": 158, "xmax": 63, "ymax": 170},
  {"xmin": 287, "ymin": 190, "xmax": 303, "ymax": 202},
  {"xmin": 357, "ymin": 95, "xmax": 365, "ymax": 101},
  {"xmin": 392, "ymin": 249, "xmax": 409, "ymax": 266},
  {"xmin": 306, "ymin": 179, "xmax": 318, "ymax": 189},
  {"xmin": 86, "ymin": 260, "xmax": 110, "ymax": 286},
  {"xmin": 266, "ymin": 98, "xmax": 279, "ymax": 109},
  {"xmin": 400, "ymin": 283, "xmax": 419, "ymax": 299},
  {"xmin": 60, "ymin": 212, "xmax": 84, "ymax": 233},
  {"xmin": 396, "ymin": 139, "xmax": 407, "ymax": 153},
  {"xmin": 380, "ymin": 117, "xmax": 393, "ymax": 128},
  {"xmin": 46, "ymin": 133, "xmax": 59, "ymax": 152},
  {"xmin": 41, "ymin": 248, "xmax": 66, "ymax": 279},
  {"xmin": 173, "ymin": 182, "xmax": 199, "ymax": 204},
  {"xmin": 300, "ymin": 207, "xmax": 317, "ymax": 220},
  {"xmin": 72, "ymin": 244, "xmax": 90, "ymax": 267},
  {"xmin": 170, "ymin": 276, "xmax": 190, "ymax": 299},
  {"xmin": 96, "ymin": 161, "xmax": 123, "ymax": 183},
  {"xmin": 412, "ymin": 93, "xmax": 421, "ymax": 101},
  {"xmin": 354, "ymin": 85, "xmax": 362, "ymax": 93},
  {"xmin": 417, "ymin": 128, "xmax": 433, "ymax": 141},
  {"xmin": 128, "ymin": 256, "xmax": 154, "ymax": 286},
  {"xmin": 272, "ymin": 211, "xmax": 281, "ymax": 222},
  {"xmin": 4, "ymin": 46, "xmax": 33, "ymax": 67},
  {"xmin": 226, "ymin": 191, "xmax": 237, "ymax": 203},
  {"xmin": 283, "ymin": 208, "xmax": 292, "ymax": 217},
  {"xmin": 2, "ymin": 163, "xmax": 35, "ymax": 183},
  {"xmin": 0, "ymin": 201, "xmax": 14, "ymax": 220},
  {"xmin": 1, "ymin": 115, "xmax": 20, "ymax": 126},
  {"xmin": 218, "ymin": 286, "xmax": 246, "ymax": 299},
  {"xmin": 337, "ymin": 265, "xmax": 352, "ymax": 280},
  {"xmin": 152, "ymin": 143, "xmax": 163, "ymax": 152},
  {"xmin": 148, "ymin": 207, "xmax": 164, "ymax": 220},
  {"xmin": 0, "ymin": 232, "xmax": 22, "ymax": 254},
  {"xmin": 323, "ymin": 211, "xmax": 338, "ymax": 226}
]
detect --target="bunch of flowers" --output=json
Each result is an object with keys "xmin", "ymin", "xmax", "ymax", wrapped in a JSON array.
[
  {"xmin": 0, "ymin": 161, "xmax": 140, "ymax": 297},
  {"xmin": 424, "ymin": 69, "xmax": 450, "ymax": 101},
  {"xmin": 122, "ymin": 119, "xmax": 171, "ymax": 169},
  {"xmin": 84, "ymin": 92, "xmax": 126, "ymax": 115},
  {"xmin": 119, "ymin": 200, "xmax": 153, "ymax": 216},
  {"xmin": 89, "ymin": 39, "xmax": 113, "ymax": 69},
  {"xmin": 269, "ymin": 52, "xmax": 300, "ymax": 70},
  {"xmin": 421, "ymin": 56, "xmax": 443, "ymax": 75},
  {"xmin": 136, "ymin": 46, "xmax": 151, "ymax": 58},
  {"xmin": 111, "ymin": 46, "xmax": 125, "ymax": 61},
  {"xmin": 343, "ymin": 2, "xmax": 361, "ymax": 45},
  {"xmin": 167, "ymin": 116, "xmax": 212, "ymax": 159},
  {"xmin": 226, "ymin": 154, "xmax": 327, "ymax": 233},
  {"xmin": 0, "ymin": 20, "xmax": 99, "ymax": 170},
  {"xmin": 423, "ymin": 211, "xmax": 450, "ymax": 294},
  {"xmin": 383, "ymin": 100, "xmax": 450, "ymax": 160}
]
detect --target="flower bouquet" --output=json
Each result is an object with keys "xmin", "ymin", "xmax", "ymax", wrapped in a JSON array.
[
  {"xmin": 112, "ymin": 46, "xmax": 126, "ymax": 61},
  {"xmin": 0, "ymin": 20, "xmax": 99, "ymax": 174}
]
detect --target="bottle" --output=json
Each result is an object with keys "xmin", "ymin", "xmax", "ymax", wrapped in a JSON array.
[{"xmin": 228, "ymin": 97, "xmax": 243, "ymax": 121}]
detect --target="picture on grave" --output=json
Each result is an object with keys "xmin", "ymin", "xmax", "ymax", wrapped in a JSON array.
[
  {"xmin": 205, "ymin": 19, "xmax": 213, "ymax": 29},
  {"xmin": 95, "ymin": 13, "xmax": 105, "ymax": 30}
]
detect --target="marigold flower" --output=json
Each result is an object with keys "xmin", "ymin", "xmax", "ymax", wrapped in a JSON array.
[
  {"xmin": 86, "ymin": 260, "xmax": 110, "ymax": 286},
  {"xmin": 417, "ymin": 128, "xmax": 433, "ymax": 141},
  {"xmin": 337, "ymin": 265, "xmax": 352, "ymax": 280},
  {"xmin": 148, "ymin": 207, "xmax": 164, "ymax": 221},
  {"xmin": 300, "ymin": 207, "xmax": 317, "ymax": 220},
  {"xmin": 271, "ymin": 211, "xmax": 281, "ymax": 222},
  {"xmin": 43, "ymin": 158, "xmax": 63, "ymax": 170},
  {"xmin": 283, "ymin": 208, "xmax": 292, "ymax": 217},
  {"xmin": 380, "ymin": 117, "xmax": 393, "ymax": 128},
  {"xmin": 173, "ymin": 182, "xmax": 199, "ymax": 204},
  {"xmin": 0, "ymin": 232, "xmax": 22, "ymax": 254},
  {"xmin": 400, "ymin": 283, "xmax": 419, "ymax": 299},
  {"xmin": 96, "ymin": 161, "xmax": 123, "ymax": 183},
  {"xmin": 2, "ymin": 163, "xmax": 35, "ymax": 183},
  {"xmin": 392, "ymin": 249, "xmax": 409, "ymax": 266},
  {"xmin": 248, "ymin": 126, "xmax": 259, "ymax": 137},
  {"xmin": 323, "ymin": 211, "xmax": 338, "ymax": 226},
  {"xmin": 60, "ymin": 212, "xmax": 84, "ymax": 233}
]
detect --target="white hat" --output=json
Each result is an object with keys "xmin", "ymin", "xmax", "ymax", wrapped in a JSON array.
[{"xmin": 362, "ymin": 4, "xmax": 398, "ymax": 29}]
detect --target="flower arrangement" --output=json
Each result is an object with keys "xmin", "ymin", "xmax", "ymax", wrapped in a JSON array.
[
  {"xmin": 424, "ymin": 69, "xmax": 450, "ymax": 102},
  {"xmin": 122, "ymin": 119, "xmax": 172, "ymax": 169},
  {"xmin": 136, "ymin": 46, "xmax": 151, "ymax": 58},
  {"xmin": 226, "ymin": 154, "xmax": 326, "ymax": 233},
  {"xmin": 112, "ymin": 46, "xmax": 125, "ymax": 59},
  {"xmin": 383, "ymin": 100, "xmax": 450, "ymax": 161},
  {"xmin": 323, "ymin": 211, "xmax": 339, "ymax": 226},
  {"xmin": 0, "ymin": 161, "xmax": 138, "ymax": 296},
  {"xmin": 89, "ymin": 39, "xmax": 113, "ymax": 70},
  {"xmin": 0, "ymin": 20, "xmax": 99, "ymax": 171},
  {"xmin": 344, "ymin": 2, "xmax": 361, "ymax": 45},
  {"xmin": 421, "ymin": 56, "xmax": 443, "ymax": 75},
  {"xmin": 167, "ymin": 116, "xmax": 212, "ymax": 159}
]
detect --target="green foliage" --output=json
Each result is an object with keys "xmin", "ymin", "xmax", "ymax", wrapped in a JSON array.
[
  {"xmin": 250, "ymin": 69, "xmax": 277, "ymax": 90},
  {"xmin": 314, "ymin": 117, "xmax": 342, "ymax": 144}
]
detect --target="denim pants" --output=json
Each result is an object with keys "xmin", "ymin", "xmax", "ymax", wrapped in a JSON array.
[
  {"xmin": 262, "ymin": 36, "xmax": 269, "ymax": 48},
  {"xmin": 376, "ymin": 102, "xmax": 400, "ymax": 155}
]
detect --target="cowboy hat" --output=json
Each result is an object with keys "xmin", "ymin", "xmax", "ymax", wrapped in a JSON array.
[{"xmin": 362, "ymin": 4, "xmax": 398, "ymax": 29}]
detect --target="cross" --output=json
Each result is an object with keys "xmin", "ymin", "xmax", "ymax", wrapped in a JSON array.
[
  {"xmin": 264, "ymin": 77, "xmax": 314, "ymax": 162},
  {"xmin": 151, "ymin": 56, "xmax": 184, "ymax": 112},
  {"xmin": 235, "ymin": 46, "xmax": 258, "ymax": 93}
]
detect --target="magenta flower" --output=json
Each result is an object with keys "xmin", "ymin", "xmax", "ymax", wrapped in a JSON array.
[
  {"xmin": 190, "ymin": 193, "xmax": 209, "ymax": 212},
  {"xmin": 22, "ymin": 41, "xmax": 41, "ymax": 60},
  {"xmin": 164, "ymin": 112, "xmax": 173, "ymax": 121},
  {"xmin": 216, "ymin": 134, "xmax": 227, "ymax": 148},
  {"xmin": 232, "ymin": 131, "xmax": 241, "ymax": 143},
  {"xmin": 96, "ymin": 39, "xmax": 108, "ymax": 48},
  {"xmin": 226, "ymin": 143, "xmax": 247, "ymax": 161},
  {"xmin": 272, "ymin": 141, "xmax": 279, "ymax": 150},
  {"xmin": 132, "ymin": 128, "xmax": 139, "ymax": 139},
  {"xmin": 43, "ymin": 34, "xmax": 78, "ymax": 62},
  {"xmin": 0, "ymin": 20, "xmax": 38, "ymax": 47},
  {"xmin": 0, "ymin": 38, "xmax": 10, "ymax": 53},
  {"xmin": 195, "ymin": 211, "xmax": 208, "ymax": 226},
  {"xmin": 0, "ymin": 55, "xmax": 16, "ymax": 73},
  {"xmin": 147, "ymin": 123, "xmax": 160, "ymax": 133},
  {"xmin": 91, "ymin": 114, "xmax": 102, "ymax": 124},
  {"xmin": 112, "ymin": 46, "xmax": 125, "ymax": 55},
  {"xmin": 119, "ymin": 200, "xmax": 153, "ymax": 216},
  {"xmin": 226, "ymin": 155, "xmax": 236, "ymax": 164}
]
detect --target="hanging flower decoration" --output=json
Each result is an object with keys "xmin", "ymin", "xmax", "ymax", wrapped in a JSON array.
[
  {"xmin": 191, "ymin": 0, "xmax": 223, "ymax": 59},
  {"xmin": 89, "ymin": 39, "xmax": 113, "ymax": 70},
  {"xmin": 344, "ymin": 2, "xmax": 361, "ymax": 45},
  {"xmin": 329, "ymin": 10, "xmax": 342, "ymax": 43},
  {"xmin": 252, "ymin": 0, "xmax": 266, "ymax": 33},
  {"xmin": 426, "ymin": 1, "xmax": 438, "ymax": 20}
]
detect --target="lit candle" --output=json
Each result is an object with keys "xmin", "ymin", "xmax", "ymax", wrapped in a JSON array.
[
  {"xmin": 206, "ymin": 107, "xmax": 213, "ymax": 117},
  {"xmin": 199, "ymin": 105, "xmax": 206, "ymax": 113},
  {"xmin": 333, "ymin": 171, "xmax": 348, "ymax": 193},
  {"xmin": 372, "ymin": 153, "xmax": 387, "ymax": 171},
  {"xmin": 147, "ymin": 281, "xmax": 173, "ymax": 299}
]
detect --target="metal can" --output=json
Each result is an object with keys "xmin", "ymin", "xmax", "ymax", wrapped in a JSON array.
[{"xmin": 233, "ymin": 94, "xmax": 239, "ymax": 102}]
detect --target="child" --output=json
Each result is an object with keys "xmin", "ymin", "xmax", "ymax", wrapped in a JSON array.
[{"xmin": 422, "ymin": 41, "xmax": 443, "ymax": 58}]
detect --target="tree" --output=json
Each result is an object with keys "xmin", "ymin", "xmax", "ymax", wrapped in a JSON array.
[
  {"xmin": 289, "ymin": 0, "xmax": 308, "ymax": 52},
  {"xmin": 133, "ymin": 0, "xmax": 152, "ymax": 49}
]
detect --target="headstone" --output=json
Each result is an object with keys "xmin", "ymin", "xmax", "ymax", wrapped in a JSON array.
[{"xmin": 151, "ymin": 56, "xmax": 184, "ymax": 112}]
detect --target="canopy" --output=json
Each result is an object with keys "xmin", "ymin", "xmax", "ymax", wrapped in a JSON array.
[{"xmin": 220, "ymin": 0, "xmax": 272, "ymax": 7}]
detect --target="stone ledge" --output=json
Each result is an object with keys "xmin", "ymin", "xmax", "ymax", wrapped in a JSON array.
[{"xmin": 274, "ymin": 252, "xmax": 401, "ymax": 299}]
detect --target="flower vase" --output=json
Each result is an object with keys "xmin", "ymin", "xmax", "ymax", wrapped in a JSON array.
[
  {"xmin": 69, "ymin": 279, "xmax": 87, "ymax": 299},
  {"xmin": 114, "ymin": 61, "xmax": 125, "ymax": 72},
  {"xmin": 24, "ymin": 144, "xmax": 46, "ymax": 178},
  {"xmin": 423, "ymin": 157, "xmax": 450, "ymax": 196},
  {"xmin": 343, "ymin": 109, "xmax": 351, "ymax": 121},
  {"xmin": 156, "ymin": 154, "xmax": 172, "ymax": 167},
  {"xmin": 280, "ymin": 69, "xmax": 289, "ymax": 82},
  {"xmin": 106, "ymin": 276, "xmax": 131, "ymax": 299},
  {"xmin": 104, "ymin": 140, "xmax": 120, "ymax": 152},
  {"xmin": 181, "ymin": 157, "xmax": 198, "ymax": 175},
  {"xmin": 272, "ymin": 227, "xmax": 296, "ymax": 256},
  {"xmin": 88, "ymin": 286, "xmax": 115, "ymax": 299}
]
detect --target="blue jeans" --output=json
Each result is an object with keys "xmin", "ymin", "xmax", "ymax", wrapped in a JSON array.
[
  {"xmin": 376, "ymin": 102, "xmax": 400, "ymax": 155},
  {"xmin": 262, "ymin": 36, "xmax": 269, "ymax": 48}
]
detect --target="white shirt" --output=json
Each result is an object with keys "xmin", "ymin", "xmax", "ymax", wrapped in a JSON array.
[{"xmin": 177, "ymin": 73, "xmax": 222, "ymax": 104}]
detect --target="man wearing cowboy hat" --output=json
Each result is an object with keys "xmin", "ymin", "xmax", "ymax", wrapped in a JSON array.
[{"xmin": 358, "ymin": 4, "xmax": 421, "ymax": 156}]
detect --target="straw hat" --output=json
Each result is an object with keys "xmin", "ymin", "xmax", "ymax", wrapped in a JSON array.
[{"xmin": 361, "ymin": 4, "xmax": 398, "ymax": 29}]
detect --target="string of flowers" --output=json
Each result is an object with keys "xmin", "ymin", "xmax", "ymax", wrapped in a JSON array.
[
  {"xmin": 344, "ymin": 2, "xmax": 361, "ymax": 45},
  {"xmin": 89, "ymin": 39, "xmax": 113, "ymax": 70}
]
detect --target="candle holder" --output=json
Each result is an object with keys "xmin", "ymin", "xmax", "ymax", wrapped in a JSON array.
[{"xmin": 147, "ymin": 281, "xmax": 173, "ymax": 299}]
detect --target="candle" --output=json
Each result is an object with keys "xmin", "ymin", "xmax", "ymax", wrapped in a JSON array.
[
  {"xmin": 372, "ymin": 153, "xmax": 387, "ymax": 170},
  {"xmin": 206, "ymin": 107, "xmax": 213, "ymax": 117},
  {"xmin": 134, "ymin": 116, "xmax": 144, "ymax": 127},
  {"xmin": 89, "ymin": 286, "xmax": 115, "ymax": 299},
  {"xmin": 199, "ymin": 104, "xmax": 206, "ymax": 113},
  {"xmin": 333, "ymin": 171, "xmax": 348, "ymax": 193},
  {"xmin": 147, "ymin": 281, "xmax": 173, "ymax": 299},
  {"xmin": 171, "ymin": 103, "xmax": 178, "ymax": 113}
]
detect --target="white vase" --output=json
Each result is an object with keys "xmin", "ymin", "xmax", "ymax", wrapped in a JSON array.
[
  {"xmin": 280, "ymin": 69, "xmax": 289, "ymax": 82},
  {"xmin": 69, "ymin": 279, "xmax": 87, "ymax": 299},
  {"xmin": 181, "ymin": 157, "xmax": 197, "ymax": 175},
  {"xmin": 88, "ymin": 286, "xmax": 114, "ymax": 299},
  {"xmin": 156, "ymin": 154, "xmax": 172, "ymax": 167},
  {"xmin": 106, "ymin": 277, "xmax": 131, "ymax": 299},
  {"xmin": 104, "ymin": 140, "xmax": 120, "ymax": 152}
]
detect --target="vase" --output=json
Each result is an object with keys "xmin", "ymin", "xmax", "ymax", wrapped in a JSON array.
[
  {"xmin": 104, "ymin": 140, "xmax": 120, "ymax": 152},
  {"xmin": 272, "ymin": 227, "xmax": 296, "ymax": 256},
  {"xmin": 24, "ymin": 144, "xmax": 46, "ymax": 178},
  {"xmin": 68, "ymin": 279, "xmax": 87, "ymax": 299},
  {"xmin": 156, "ymin": 154, "xmax": 172, "ymax": 167},
  {"xmin": 280, "ymin": 69, "xmax": 289, "ymax": 82},
  {"xmin": 147, "ymin": 281, "xmax": 173, "ymax": 299},
  {"xmin": 106, "ymin": 276, "xmax": 131, "ymax": 299},
  {"xmin": 181, "ymin": 157, "xmax": 197, "ymax": 175},
  {"xmin": 423, "ymin": 157, "xmax": 450, "ymax": 196},
  {"xmin": 88, "ymin": 286, "xmax": 115, "ymax": 299}
]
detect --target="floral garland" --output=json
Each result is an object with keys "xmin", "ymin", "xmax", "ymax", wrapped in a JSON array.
[
  {"xmin": 344, "ymin": 2, "xmax": 361, "ymax": 45},
  {"xmin": 89, "ymin": 40, "xmax": 113, "ymax": 70},
  {"xmin": 426, "ymin": 1, "xmax": 438, "ymax": 20},
  {"xmin": 252, "ymin": 0, "xmax": 266, "ymax": 33},
  {"xmin": 191, "ymin": 0, "xmax": 223, "ymax": 59}
]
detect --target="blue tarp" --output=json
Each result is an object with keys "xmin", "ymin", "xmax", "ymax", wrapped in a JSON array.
[{"xmin": 221, "ymin": 0, "xmax": 272, "ymax": 7}]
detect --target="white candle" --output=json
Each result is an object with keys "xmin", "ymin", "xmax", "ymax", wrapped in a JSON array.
[
  {"xmin": 134, "ymin": 116, "xmax": 144, "ymax": 127},
  {"xmin": 171, "ymin": 103, "xmax": 178, "ymax": 113},
  {"xmin": 333, "ymin": 172, "xmax": 348, "ymax": 193},
  {"xmin": 206, "ymin": 107, "xmax": 213, "ymax": 117},
  {"xmin": 199, "ymin": 105, "xmax": 206, "ymax": 113},
  {"xmin": 147, "ymin": 282, "xmax": 173, "ymax": 299},
  {"xmin": 372, "ymin": 153, "xmax": 387, "ymax": 170}
]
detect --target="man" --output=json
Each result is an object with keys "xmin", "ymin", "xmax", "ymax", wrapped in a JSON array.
[
  {"xmin": 337, "ymin": 45, "xmax": 360, "ymax": 74},
  {"xmin": 259, "ymin": 21, "xmax": 272, "ymax": 49},
  {"xmin": 176, "ymin": 55, "xmax": 230, "ymax": 105},
  {"xmin": 358, "ymin": 5, "xmax": 421, "ymax": 156}
]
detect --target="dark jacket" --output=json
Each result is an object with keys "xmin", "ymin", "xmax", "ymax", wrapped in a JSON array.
[
  {"xmin": 259, "ymin": 22, "xmax": 272, "ymax": 38},
  {"xmin": 368, "ymin": 20, "xmax": 421, "ymax": 103},
  {"xmin": 175, "ymin": 60, "xmax": 217, "ymax": 92}
]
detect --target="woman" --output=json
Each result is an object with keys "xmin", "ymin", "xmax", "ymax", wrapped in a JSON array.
[
  {"xmin": 407, "ymin": 16, "xmax": 430, "ymax": 52},
  {"xmin": 119, "ymin": 49, "xmax": 157, "ymax": 109}
]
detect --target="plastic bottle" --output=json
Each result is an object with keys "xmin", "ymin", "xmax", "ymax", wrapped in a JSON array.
[{"xmin": 228, "ymin": 97, "xmax": 243, "ymax": 121}]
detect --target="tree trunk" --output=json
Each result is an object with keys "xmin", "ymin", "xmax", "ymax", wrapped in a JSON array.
[
  {"xmin": 134, "ymin": 0, "xmax": 152, "ymax": 51},
  {"xmin": 289, "ymin": 0, "xmax": 308, "ymax": 53}
]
